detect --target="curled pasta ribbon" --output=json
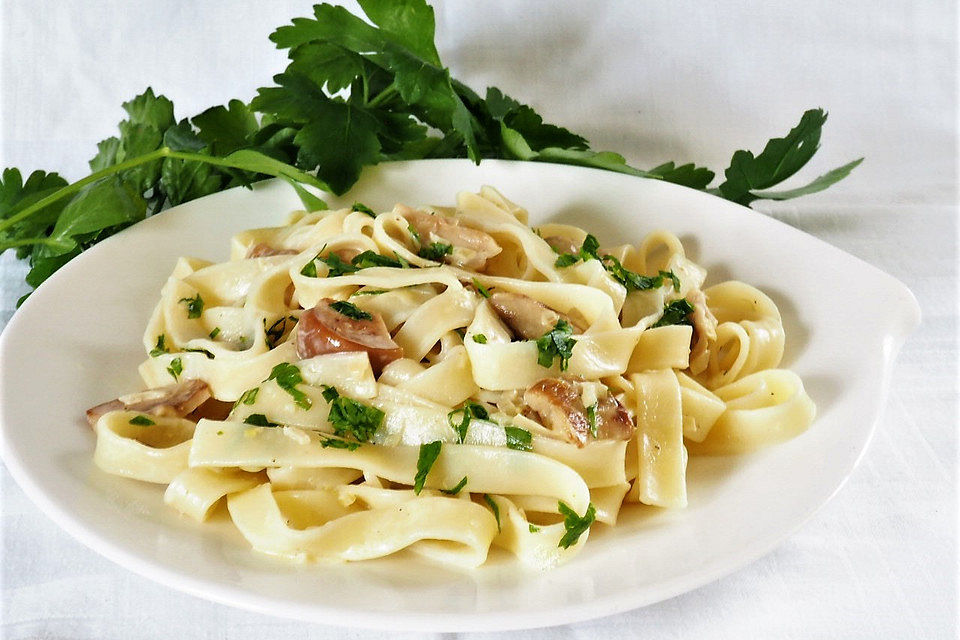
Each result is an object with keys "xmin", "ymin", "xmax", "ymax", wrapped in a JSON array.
[
  {"xmin": 699, "ymin": 281, "xmax": 785, "ymax": 389},
  {"xmin": 93, "ymin": 411, "xmax": 195, "ymax": 483},
  {"xmin": 164, "ymin": 467, "xmax": 262, "ymax": 521},
  {"xmin": 686, "ymin": 369, "xmax": 816, "ymax": 455},
  {"xmin": 227, "ymin": 483, "xmax": 498, "ymax": 567}
]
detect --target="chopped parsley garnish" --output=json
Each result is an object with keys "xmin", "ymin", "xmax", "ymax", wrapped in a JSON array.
[
  {"xmin": 406, "ymin": 222, "xmax": 422, "ymax": 243},
  {"xmin": 536, "ymin": 319, "xmax": 577, "ymax": 371},
  {"xmin": 554, "ymin": 235, "xmax": 681, "ymax": 292},
  {"xmin": 235, "ymin": 387, "xmax": 259, "ymax": 407},
  {"xmin": 351, "ymin": 250, "xmax": 404, "ymax": 269},
  {"xmin": 149, "ymin": 334, "xmax": 168, "ymax": 357},
  {"xmin": 528, "ymin": 524, "xmax": 541, "ymax": 533},
  {"xmin": 447, "ymin": 401, "xmax": 489, "ymax": 443},
  {"xmin": 414, "ymin": 441, "xmax": 442, "ymax": 495},
  {"xmin": 320, "ymin": 437, "xmax": 361, "ymax": 451},
  {"xmin": 586, "ymin": 403, "xmax": 598, "ymax": 438},
  {"xmin": 418, "ymin": 241, "xmax": 452, "ymax": 262},
  {"xmin": 504, "ymin": 426, "xmax": 533, "ymax": 452},
  {"xmin": 351, "ymin": 289, "xmax": 388, "ymax": 296},
  {"xmin": 484, "ymin": 494, "xmax": 501, "ymax": 532},
  {"xmin": 299, "ymin": 255, "xmax": 320, "ymax": 278},
  {"xmin": 266, "ymin": 362, "xmax": 311, "ymax": 409},
  {"xmin": 324, "ymin": 387, "xmax": 384, "ymax": 442},
  {"xmin": 208, "ymin": 327, "xmax": 221, "ymax": 339},
  {"xmin": 129, "ymin": 415, "xmax": 154, "ymax": 426},
  {"xmin": 183, "ymin": 347, "xmax": 214, "ymax": 359},
  {"xmin": 472, "ymin": 334, "xmax": 487, "ymax": 344},
  {"xmin": 441, "ymin": 476, "xmax": 468, "ymax": 495},
  {"xmin": 166, "ymin": 357, "xmax": 183, "ymax": 381},
  {"xmin": 329, "ymin": 300, "xmax": 372, "ymax": 320},
  {"xmin": 244, "ymin": 413, "xmax": 279, "ymax": 427},
  {"xmin": 178, "ymin": 293, "xmax": 204, "ymax": 319},
  {"xmin": 264, "ymin": 317, "xmax": 287, "ymax": 349},
  {"xmin": 351, "ymin": 201, "xmax": 376, "ymax": 217},
  {"xmin": 652, "ymin": 298, "xmax": 696, "ymax": 328},
  {"xmin": 394, "ymin": 252, "xmax": 411, "ymax": 268},
  {"xmin": 319, "ymin": 252, "xmax": 359, "ymax": 277},
  {"xmin": 472, "ymin": 278, "xmax": 491, "ymax": 298},
  {"xmin": 557, "ymin": 501, "xmax": 596, "ymax": 549}
]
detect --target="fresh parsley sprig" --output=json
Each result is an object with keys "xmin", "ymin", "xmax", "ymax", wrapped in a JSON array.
[{"xmin": 536, "ymin": 319, "xmax": 577, "ymax": 371}]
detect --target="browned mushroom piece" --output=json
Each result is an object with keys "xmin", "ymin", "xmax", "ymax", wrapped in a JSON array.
[
  {"xmin": 686, "ymin": 288, "xmax": 718, "ymax": 375},
  {"xmin": 85, "ymin": 379, "xmax": 211, "ymax": 428},
  {"xmin": 488, "ymin": 292, "xmax": 583, "ymax": 340},
  {"xmin": 543, "ymin": 235, "xmax": 579, "ymax": 255},
  {"xmin": 297, "ymin": 298, "xmax": 403, "ymax": 374},
  {"xmin": 523, "ymin": 377, "xmax": 635, "ymax": 447},
  {"xmin": 399, "ymin": 205, "xmax": 502, "ymax": 270},
  {"xmin": 246, "ymin": 243, "xmax": 299, "ymax": 259}
]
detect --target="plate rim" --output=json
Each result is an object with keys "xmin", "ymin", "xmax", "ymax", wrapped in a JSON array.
[{"xmin": 0, "ymin": 158, "xmax": 922, "ymax": 632}]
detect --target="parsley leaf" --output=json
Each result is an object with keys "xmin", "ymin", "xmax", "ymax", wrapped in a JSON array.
[
  {"xmin": 472, "ymin": 334, "xmax": 487, "ymax": 344},
  {"xmin": 329, "ymin": 300, "xmax": 372, "ymax": 320},
  {"xmin": 536, "ymin": 319, "xmax": 577, "ymax": 371},
  {"xmin": 129, "ymin": 415, "xmax": 155, "ymax": 426},
  {"xmin": 180, "ymin": 293, "xmax": 203, "ymax": 320},
  {"xmin": 414, "ymin": 440, "xmax": 442, "ymax": 494},
  {"xmin": 266, "ymin": 362, "xmax": 312, "ymax": 409},
  {"xmin": 447, "ymin": 401, "xmax": 489, "ymax": 443},
  {"xmin": 325, "ymin": 388, "xmax": 384, "ymax": 442},
  {"xmin": 472, "ymin": 278, "xmax": 491, "ymax": 298},
  {"xmin": 441, "ymin": 476, "xmax": 468, "ymax": 495},
  {"xmin": 244, "ymin": 413, "xmax": 280, "ymax": 427},
  {"xmin": 319, "ymin": 252, "xmax": 359, "ymax": 276},
  {"xmin": 351, "ymin": 288, "xmax": 388, "ymax": 296},
  {"xmin": 351, "ymin": 201, "xmax": 376, "ymax": 217},
  {"xmin": 166, "ymin": 357, "xmax": 183, "ymax": 381},
  {"xmin": 320, "ymin": 436, "xmax": 361, "ymax": 451},
  {"xmin": 484, "ymin": 494, "xmax": 501, "ymax": 532},
  {"xmin": 418, "ymin": 241, "xmax": 452, "ymax": 261},
  {"xmin": 208, "ymin": 327, "xmax": 221, "ymax": 339},
  {"xmin": 557, "ymin": 501, "xmax": 596, "ymax": 549},
  {"xmin": 149, "ymin": 334, "xmax": 168, "ymax": 357},
  {"xmin": 235, "ymin": 387, "xmax": 259, "ymax": 407},
  {"xmin": 351, "ymin": 250, "xmax": 404, "ymax": 269},
  {"xmin": 652, "ymin": 298, "xmax": 696, "ymax": 328},
  {"xmin": 504, "ymin": 425, "xmax": 533, "ymax": 452},
  {"xmin": 586, "ymin": 403, "xmax": 598, "ymax": 438},
  {"xmin": 528, "ymin": 523, "xmax": 541, "ymax": 533}
]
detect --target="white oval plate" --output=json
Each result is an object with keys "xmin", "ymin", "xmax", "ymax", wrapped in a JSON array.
[{"xmin": 0, "ymin": 160, "xmax": 920, "ymax": 632}]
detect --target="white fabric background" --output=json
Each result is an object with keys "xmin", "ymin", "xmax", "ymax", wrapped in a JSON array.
[{"xmin": 1, "ymin": 1, "xmax": 956, "ymax": 638}]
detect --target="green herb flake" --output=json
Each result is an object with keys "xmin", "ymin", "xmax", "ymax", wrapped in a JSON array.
[
  {"xmin": 447, "ymin": 401, "xmax": 489, "ymax": 443},
  {"xmin": 320, "ymin": 437, "xmax": 361, "ymax": 451},
  {"xmin": 321, "ymin": 385, "xmax": 339, "ymax": 403},
  {"xmin": 149, "ymin": 334, "xmax": 168, "ymax": 357},
  {"xmin": 166, "ymin": 357, "xmax": 183, "ymax": 381},
  {"xmin": 406, "ymin": 223, "xmax": 422, "ymax": 244},
  {"xmin": 129, "ymin": 415, "xmax": 155, "ymax": 426},
  {"xmin": 329, "ymin": 300, "xmax": 372, "ymax": 320},
  {"xmin": 351, "ymin": 201, "xmax": 376, "ymax": 217},
  {"xmin": 327, "ymin": 395, "xmax": 384, "ymax": 442},
  {"xmin": 441, "ymin": 476, "xmax": 468, "ymax": 496},
  {"xmin": 244, "ymin": 413, "xmax": 280, "ymax": 427},
  {"xmin": 208, "ymin": 327, "xmax": 221, "ymax": 339},
  {"xmin": 414, "ymin": 440, "xmax": 442, "ymax": 495},
  {"xmin": 472, "ymin": 278, "xmax": 491, "ymax": 298},
  {"xmin": 557, "ymin": 501, "xmax": 596, "ymax": 549},
  {"xmin": 300, "ymin": 255, "xmax": 321, "ymax": 278},
  {"xmin": 536, "ymin": 319, "xmax": 577, "ymax": 371},
  {"xmin": 236, "ymin": 387, "xmax": 259, "ymax": 407},
  {"xmin": 351, "ymin": 288, "xmax": 388, "ymax": 296},
  {"xmin": 320, "ymin": 252, "xmax": 359, "ymax": 277},
  {"xmin": 528, "ymin": 524, "xmax": 541, "ymax": 533},
  {"xmin": 183, "ymin": 347, "xmax": 214, "ymax": 359},
  {"xmin": 264, "ymin": 316, "xmax": 287, "ymax": 349},
  {"xmin": 484, "ymin": 494, "xmax": 501, "ymax": 532},
  {"xmin": 652, "ymin": 299, "xmax": 696, "ymax": 328},
  {"xmin": 504, "ymin": 425, "xmax": 533, "ymax": 452},
  {"xmin": 586, "ymin": 403, "xmax": 598, "ymax": 438},
  {"xmin": 351, "ymin": 250, "xmax": 403, "ymax": 269},
  {"xmin": 266, "ymin": 362, "xmax": 312, "ymax": 409},
  {"xmin": 472, "ymin": 334, "xmax": 487, "ymax": 344},
  {"xmin": 418, "ymin": 242, "xmax": 452, "ymax": 262},
  {"xmin": 178, "ymin": 293, "xmax": 204, "ymax": 319}
]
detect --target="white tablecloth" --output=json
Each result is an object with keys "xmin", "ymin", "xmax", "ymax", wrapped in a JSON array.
[{"xmin": 1, "ymin": 1, "xmax": 956, "ymax": 638}]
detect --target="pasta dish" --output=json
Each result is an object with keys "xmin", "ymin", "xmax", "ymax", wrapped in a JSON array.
[{"xmin": 85, "ymin": 186, "xmax": 815, "ymax": 569}]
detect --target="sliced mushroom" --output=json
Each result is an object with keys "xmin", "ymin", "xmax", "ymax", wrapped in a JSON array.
[
  {"xmin": 297, "ymin": 298, "xmax": 403, "ymax": 374},
  {"xmin": 544, "ymin": 235, "xmax": 579, "ymax": 255},
  {"xmin": 523, "ymin": 377, "xmax": 635, "ymax": 447},
  {"xmin": 686, "ymin": 288, "xmax": 718, "ymax": 375},
  {"xmin": 488, "ymin": 292, "xmax": 582, "ymax": 340},
  {"xmin": 399, "ymin": 205, "xmax": 502, "ymax": 270},
  {"xmin": 246, "ymin": 243, "xmax": 298, "ymax": 259},
  {"xmin": 85, "ymin": 379, "xmax": 211, "ymax": 428}
]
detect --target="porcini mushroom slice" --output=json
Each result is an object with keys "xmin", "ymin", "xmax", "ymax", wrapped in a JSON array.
[
  {"xmin": 85, "ymin": 379, "xmax": 211, "ymax": 427},
  {"xmin": 523, "ymin": 377, "xmax": 635, "ymax": 446},
  {"xmin": 488, "ymin": 292, "xmax": 583, "ymax": 340},
  {"xmin": 399, "ymin": 205, "xmax": 502, "ymax": 270},
  {"xmin": 296, "ymin": 298, "xmax": 403, "ymax": 374}
]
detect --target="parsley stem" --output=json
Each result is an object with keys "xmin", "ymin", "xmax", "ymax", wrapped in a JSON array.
[
  {"xmin": 0, "ymin": 148, "xmax": 326, "ymax": 237},
  {"xmin": 367, "ymin": 84, "xmax": 398, "ymax": 109},
  {"xmin": 0, "ymin": 236, "xmax": 72, "ymax": 251}
]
